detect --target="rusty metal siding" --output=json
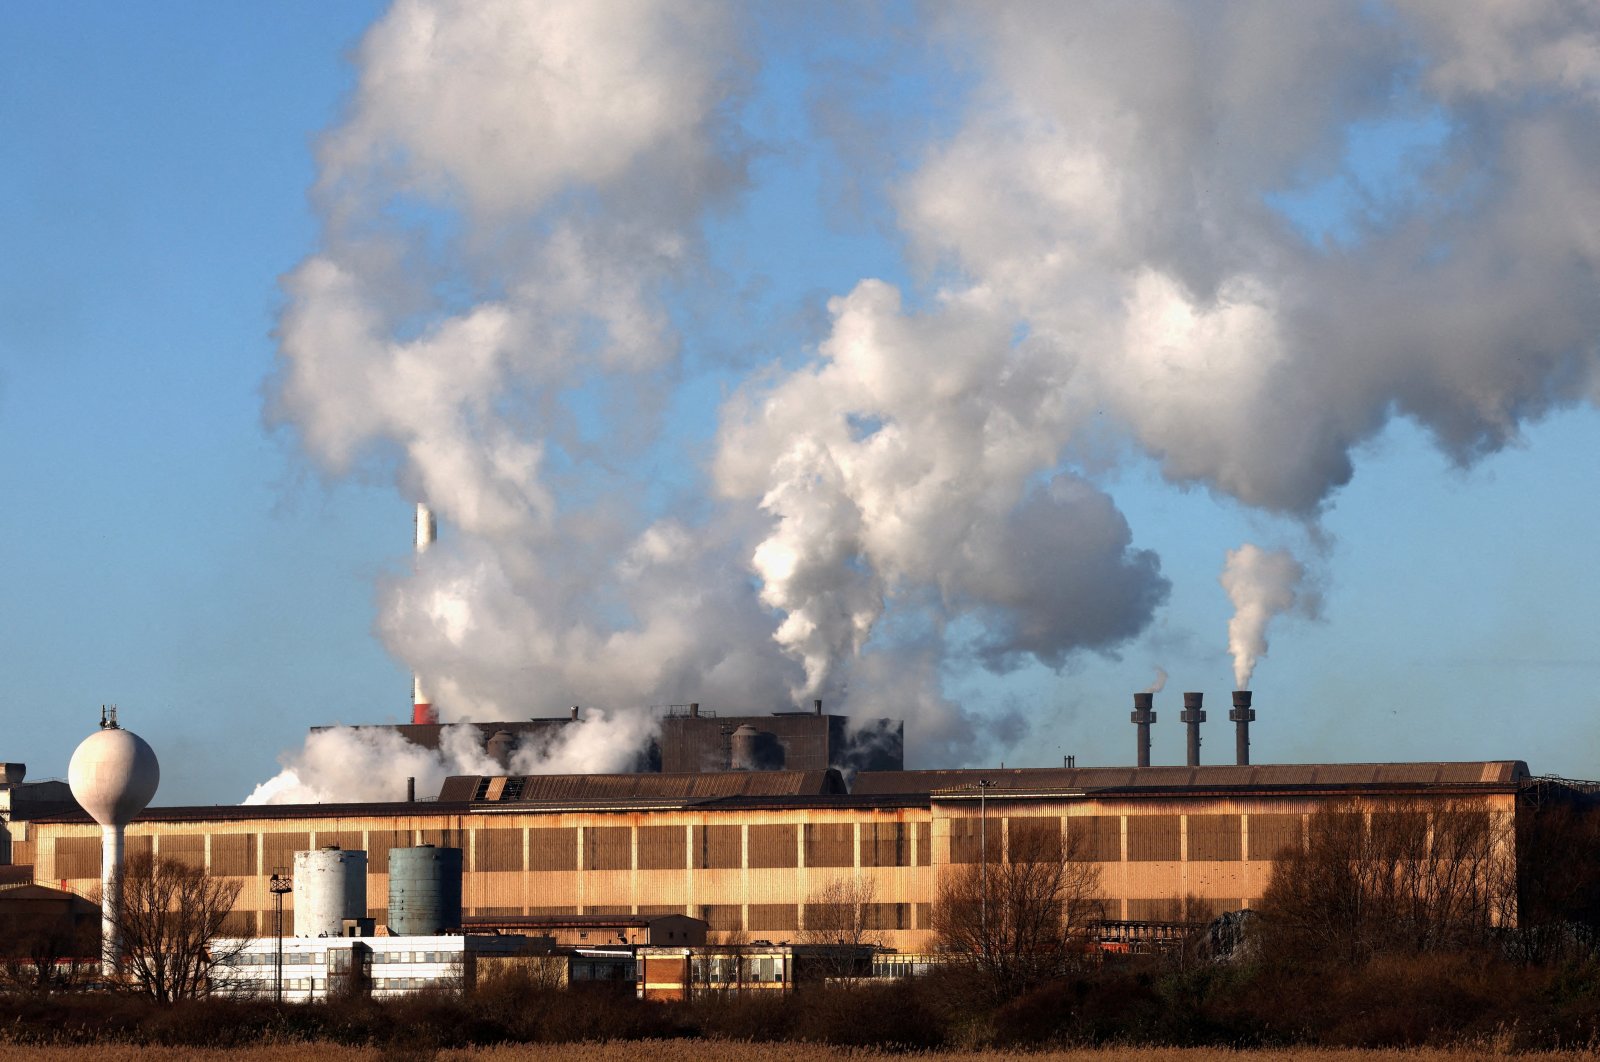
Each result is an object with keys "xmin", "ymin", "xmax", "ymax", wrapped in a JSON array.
[
  {"xmin": 529, "ymin": 827, "xmax": 578, "ymax": 871},
  {"xmin": 804, "ymin": 823, "xmax": 854, "ymax": 867},
  {"xmin": 1127, "ymin": 897, "xmax": 1184, "ymax": 920},
  {"xmin": 748, "ymin": 903, "xmax": 799, "ymax": 931},
  {"xmin": 1187, "ymin": 815, "xmax": 1242, "ymax": 861},
  {"xmin": 747, "ymin": 824, "xmax": 798, "ymax": 869},
  {"xmin": 915, "ymin": 821, "xmax": 931, "ymax": 866},
  {"xmin": 863, "ymin": 903, "xmax": 910, "ymax": 930},
  {"xmin": 367, "ymin": 829, "xmax": 413, "ymax": 874},
  {"xmin": 638, "ymin": 825, "xmax": 687, "ymax": 870},
  {"xmin": 1128, "ymin": 816, "xmax": 1181, "ymax": 861},
  {"xmin": 1246, "ymin": 813, "xmax": 1304, "ymax": 860},
  {"xmin": 210, "ymin": 833, "xmax": 257, "ymax": 876},
  {"xmin": 219, "ymin": 911, "xmax": 255, "ymax": 936},
  {"xmin": 639, "ymin": 904, "xmax": 687, "ymax": 917},
  {"xmin": 699, "ymin": 904, "xmax": 742, "ymax": 931},
  {"xmin": 262, "ymin": 832, "xmax": 311, "ymax": 874},
  {"xmin": 584, "ymin": 826, "xmax": 633, "ymax": 871},
  {"xmin": 694, "ymin": 825, "xmax": 741, "ymax": 869},
  {"xmin": 160, "ymin": 834, "xmax": 205, "ymax": 868},
  {"xmin": 315, "ymin": 830, "xmax": 363, "ymax": 852},
  {"xmin": 53, "ymin": 836, "xmax": 100, "ymax": 878},
  {"xmin": 948, "ymin": 818, "xmax": 990, "ymax": 864},
  {"xmin": 1072, "ymin": 816, "xmax": 1123, "ymax": 862},
  {"xmin": 1007, "ymin": 816, "xmax": 1063, "ymax": 861},
  {"xmin": 860, "ymin": 822, "xmax": 910, "ymax": 867},
  {"xmin": 474, "ymin": 828, "xmax": 524, "ymax": 872}
]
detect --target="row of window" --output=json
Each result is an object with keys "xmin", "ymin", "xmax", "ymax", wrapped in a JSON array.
[{"xmin": 52, "ymin": 813, "xmax": 1318, "ymax": 881}]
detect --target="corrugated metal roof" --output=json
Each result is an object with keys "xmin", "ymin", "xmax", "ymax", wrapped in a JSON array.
[
  {"xmin": 852, "ymin": 761, "xmax": 1532, "ymax": 796},
  {"xmin": 440, "ymin": 769, "xmax": 848, "ymax": 805}
]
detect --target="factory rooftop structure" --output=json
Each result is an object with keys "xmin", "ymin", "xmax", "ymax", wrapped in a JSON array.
[{"xmin": 11, "ymin": 755, "xmax": 1552, "ymax": 952}]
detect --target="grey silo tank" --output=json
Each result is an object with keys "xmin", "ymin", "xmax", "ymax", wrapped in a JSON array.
[
  {"xmin": 387, "ymin": 844, "xmax": 462, "ymax": 935},
  {"xmin": 292, "ymin": 846, "xmax": 367, "ymax": 938},
  {"xmin": 730, "ymin": 724, "xmax": 760, "ymax": 770}
]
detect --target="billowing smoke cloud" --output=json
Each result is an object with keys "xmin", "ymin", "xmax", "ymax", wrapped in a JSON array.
[
  {"xmin": 265, "ymin": 1, "xmax": 1600, "ymax": 780},
  {"xmin": 509, "ymin": 709, "xmax": 661, "ymax": 775},
  {"xmin": 716, "ymin": 0, "xmax": 1599, "ymax": 724},
  {"xmin": 245, "ymin": 724, "xmax": 499, "ymax": 804},
  {"xmin": 1220, "ymin": 545, "xmax": 1310, "ymax": 690},
  {"xmin": 269, "ymin": 0, "xmax": 800, "ymax": 727},
  {"xmin": 246, "ymin": 715, "xmax": 664, "ymax": 804}
]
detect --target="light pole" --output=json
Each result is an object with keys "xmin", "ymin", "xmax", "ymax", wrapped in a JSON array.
[
  {"xmin": 269, "ymin": 869, "xmax": 292, "ymax": 1003},
  {"xmin": 977, "ymin": 779, "xmax": 995, "ymax": 960}
]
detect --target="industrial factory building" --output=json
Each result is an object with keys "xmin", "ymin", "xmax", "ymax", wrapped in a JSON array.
[
  {"xmin": 9, "ymin": 758, "xmax": 1534, "ymax": 954},
  {"xmin": 3, "ymin": 690, "xmax": 1587, "ymax": 962}
]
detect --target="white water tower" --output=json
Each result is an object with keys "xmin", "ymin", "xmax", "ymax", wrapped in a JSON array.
[{"xmin": 67, "ymin": 706, "xmax": 159, "ymax": 976}]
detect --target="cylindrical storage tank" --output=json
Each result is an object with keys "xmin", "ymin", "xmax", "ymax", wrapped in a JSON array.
[
  {"xmin": 387, "ymin": 844, "xmax": 462, "ymax": 936},
  {"xmin": 292, "ymin": 846, "xmax": 368, "ymax": 938},
  {"xmin": 729, "ymin": 724, "xmax": 760, "ymax": 771}
]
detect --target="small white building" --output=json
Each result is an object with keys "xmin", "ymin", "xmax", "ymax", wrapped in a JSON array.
[{"xmin": 212, "ymin": 934, "xmax": 536, "ymax": 1001}]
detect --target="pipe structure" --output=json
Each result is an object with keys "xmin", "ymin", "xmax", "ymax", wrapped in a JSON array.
[
  {"xmin": 1230, "ymin": 690, "xmax": 1256, "ymax": 766},
  {"xmin": 412, "ymin": 503, "xmax": 438, "ymax": 725},
  {"xmin": 1181, "ymin": 692, "xmax": 1206, "ymax": 767},
  {"xmin": 1130, "ymin": 693, "xmax": 1157, "ymax": 768}
]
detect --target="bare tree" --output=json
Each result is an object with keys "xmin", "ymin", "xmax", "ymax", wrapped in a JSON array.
[
  {"xmin": 932, "ymin": 822, "xmax": 1104, "ymax": 1000},
  {"xmin": 800, "ymin": 874, "xmax": 883, "ymax": 948},
  {"xmin": 103, "ymin": 853, "xmax": 245, "ymax": 1002},
  {"xmin": 800, "ymin": 875, "xmax": 884, "ymax": 979},
  {"xmin": 1259, "ymin": 798, "xmax": 1512, "ymax": 965}
]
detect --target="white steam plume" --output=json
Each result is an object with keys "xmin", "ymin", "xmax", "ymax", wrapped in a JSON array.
[
  {"xmin": 269, "ymin": 0, "xmax": 799, "ymax": 728},
  {"xmin": 1143, "ymin": 667, "xmax": 1169, "ymax": 695},
  {"xmin": 244, "ymin": 723, "xmax": 500, "ymax": 805},
  {"xmin": 717, "ymin": 0, "xmax": 1600, "ymax": 723},
  {"xmin": 264, "ymin": 2, "xmax": 1600, "ymax": 776},
  {"xmin": 509, "ymin": 710, "xmax": 661, "ymax": 775},
  {"xmin": 1219, "ymin": 545, "xmax": 1308, "ymax": 690}
]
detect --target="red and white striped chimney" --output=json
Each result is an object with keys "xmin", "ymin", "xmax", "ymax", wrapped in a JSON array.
[{"xmin": 411, "ymin": 502, "xmax": 438, "ymax": 725}]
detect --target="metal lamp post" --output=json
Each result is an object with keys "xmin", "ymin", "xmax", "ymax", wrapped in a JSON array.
[{"xmin": 269, "ymin": 869, "xmax": 292, "ymax": 1003}]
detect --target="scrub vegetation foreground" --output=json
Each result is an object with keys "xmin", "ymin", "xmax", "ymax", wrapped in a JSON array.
[{"xmin": 0, "ymin": 1044, "xmax": 1598, "ymax": 1062}]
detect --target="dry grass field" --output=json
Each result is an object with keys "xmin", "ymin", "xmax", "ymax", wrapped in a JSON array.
[{"xmin": 0, "ymin": 1044, "xmax": 1597, "ymax": 1062}]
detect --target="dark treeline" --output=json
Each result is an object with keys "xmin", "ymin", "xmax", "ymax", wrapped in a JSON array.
[{"xmin": 2, "ymin": 958, "xmax": 1600, "ymax": 1052}]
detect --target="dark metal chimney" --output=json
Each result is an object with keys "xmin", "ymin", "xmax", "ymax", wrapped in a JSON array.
[
  {"xmin": 570, "ymin": 705, "xmax": 580, "ymax": 720},
  {"xmin": 814, "ymin": 699, "xmax": 823, "ymax": 716},
  {"xmin": 1181, "ymin": 692, "xmax": 1205, "ymax": 767},
  {"xmin": 1130, "ymin": 693, "xmax": 1156, "ymax": 768},
  {"xmin": 1230, "ymin": 690, "xmax": 1255, "ymax": 765}
]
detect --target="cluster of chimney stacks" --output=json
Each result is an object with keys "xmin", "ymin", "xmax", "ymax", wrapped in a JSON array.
[{"xmin": 1130, "ymin": 690, "xmax": 1255, "ymax": 767}]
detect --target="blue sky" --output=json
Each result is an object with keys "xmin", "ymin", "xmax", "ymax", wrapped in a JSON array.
[{"xmin": 3, "ymin": 2, "xmax": 1598, "ymax": 804}]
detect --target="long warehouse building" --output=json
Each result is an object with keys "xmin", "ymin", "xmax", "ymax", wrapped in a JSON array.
[{"xmin": 10, "ymin": 760, "xmax": 1538, "ymax": 953}]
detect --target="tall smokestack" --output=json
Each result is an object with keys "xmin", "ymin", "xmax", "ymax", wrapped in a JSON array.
[
  {"xmin": 1181, "ymin": 692, "xmax": 1205, "ymax": 767},
  {"xmin": 412, "ymin": 503, "xmax": 438, "ymax": 725},
  {"xmin": 1230, "ymin": 690, "xmax": 1255, "ymax": 766},
  {"xmin": 1130, "ymin": 693, "xmax": 1156, "ymax": 768}
]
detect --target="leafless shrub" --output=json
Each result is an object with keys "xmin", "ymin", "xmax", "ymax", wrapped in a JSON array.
[
  {"xmin": 931, "ymin": 823, "xmax": 1104, "ymax": 1000},
  {"xmin": 1258, "ymin": 798, "xmax": 1513, "ymax": 965},
  {"xmin": 103, "ymin": 854, "xmax": 244, "ymax": 1002}
]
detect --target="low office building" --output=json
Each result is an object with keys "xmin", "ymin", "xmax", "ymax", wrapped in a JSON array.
[{"xmin": 214, "ymin": 933, "xmax": 540, "ymax": 1001}]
